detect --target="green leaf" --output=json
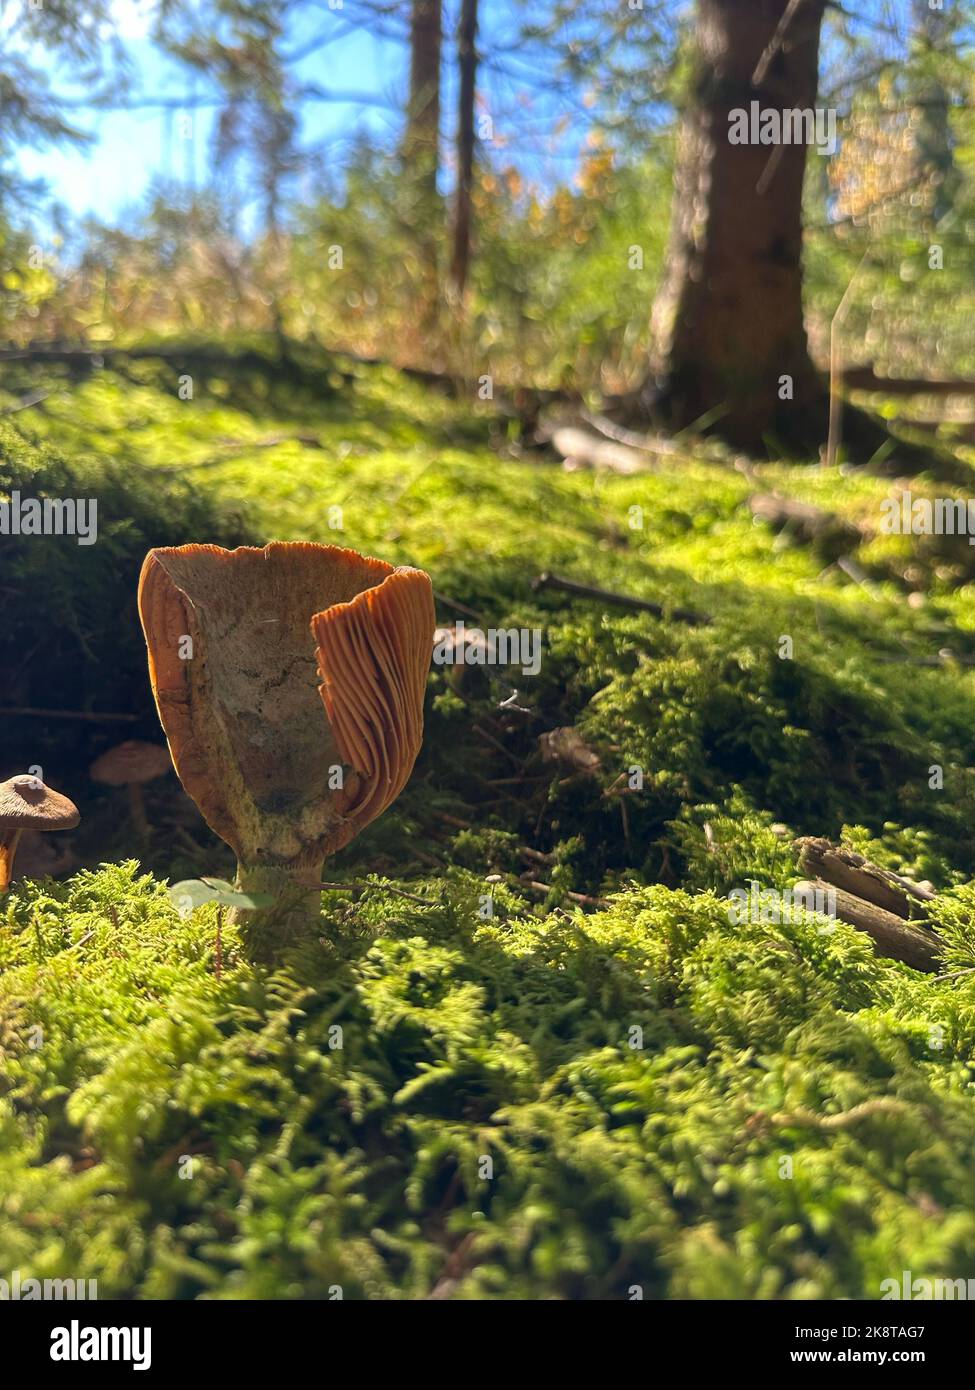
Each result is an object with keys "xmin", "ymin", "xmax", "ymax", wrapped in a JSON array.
[{"xmin": 169, "ymin": 879, "xmax": 273, "ymax": 915}]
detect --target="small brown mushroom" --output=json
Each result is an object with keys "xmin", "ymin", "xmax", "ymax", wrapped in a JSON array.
[
  {"xmin": 138, "ymin": 541, "xmax": 435, "ymax": 959},
  {"xmin": 0, "ymin": 775, "xmax": 80, "ymax": 892},
  {"xmin": 90, "ymin": 741, "xmax": 172, "ymax": 845}
]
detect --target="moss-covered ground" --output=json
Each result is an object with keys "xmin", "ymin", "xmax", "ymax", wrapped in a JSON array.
[{"xmin": 3, "ymin": 342, "xmax": 975, "ymax": 1297}]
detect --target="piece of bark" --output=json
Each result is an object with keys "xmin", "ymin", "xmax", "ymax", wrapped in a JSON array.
[
  {"xmin": 794, "ymin": 878, "xmax": 942, "ymax": 973},
  {"xmin": 796, "ymin": 838, "xmax": 935, "ymax": 919},
  {"xmin": 538, "ymin": 726, "xmax": 601, "ymax": 775},
  {"xmin": 843, "ymin": 366, "xmax": 975, "ymax": 397}
]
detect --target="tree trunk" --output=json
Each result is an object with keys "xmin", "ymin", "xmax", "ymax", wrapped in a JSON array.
[
  {"xmin": 449, "ymin": 0, "xmax": 479, "ymax": 298},
  {"xmin": 404, "ymin": 0, "xmax": 443, "ymax": 272},
  {"xmin": 646, "ymin": 0, "xmax": 832, "ymax": 450}
]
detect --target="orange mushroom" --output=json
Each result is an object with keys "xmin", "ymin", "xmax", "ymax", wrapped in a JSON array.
[{"xmin": 138, "ymin": 542, "xmax": 435, "ymax": 957}]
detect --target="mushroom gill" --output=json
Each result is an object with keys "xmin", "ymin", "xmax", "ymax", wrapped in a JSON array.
[{"xmin": 138, "ymin": 542, "xmax": 435, "ymax": 957}]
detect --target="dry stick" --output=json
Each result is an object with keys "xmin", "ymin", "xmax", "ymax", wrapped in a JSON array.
[
  {"xmin": 750, "ymin": 1, "xmax": 813, "ymax": 195},
  {"xmin": 64, "ymin": 928, "xmax": 96, "ymax": 953},
  {"xmin": 0, "ymin": 389, "xmax": 51, "ymax": 416},
  {"xmin": 214, "ymin": 905, "xmax": 223, "ymax": 981},
  {"xmin": 756, "ymin": 143, "xmax": 786, "ymax": 197},
  {"xmin": 826, "ymin": 252, "xmax": 870, "ymax": 469},
  {"xmin": 519, "ymin": 846, "xmax": 555, "ymax": 867},
  {"xmin": 433, "ymin": 589, "xmax": 485, "ymax": 622},
  {"xmin": 309, "ymin": 879, "xmax": 437, "ymax": 906},
  {"xmin": 794, "ymin": 878, "xmax": 942, "ymax": 973},
  {"xmin": 875, "ymin": 653, "xmax": 975, "ymax": 667},
  {"xmin": 523, "ymin": 879, "xmax": 610, "ymax": 910},
  {"xmin": 619, "ymin": 796, "xmax": 631, "ymax": 851},
  {"xmin": 0, "ymin": 707, "xmax": 139, "ymax": 722},
  {"xmin": 580, "ymin": 411, "xmax": 678, "ymax": 456},
  {"xmin": 772, "ymin": 1097, "xmax": 915, "ymax": 1131},
  {"xmin": 413, "ymin": 848, "xmax": 447, "ymax": 870},
  {"xmin": 841, "ymin": 366, "xmax": 975, "ymax": 397},
  {"xmin": 532, "ymin": 572, "xmax": 710, "ymax": 626}
]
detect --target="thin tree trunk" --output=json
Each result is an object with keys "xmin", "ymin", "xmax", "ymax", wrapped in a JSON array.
[
  {"xmin": 646, "ymin": 0, "xmax": 833, "ymax": 449},
  {"xmin": 449, "ymin": 0, "xmax": 479, "ymax": 298},
  {"xmin": 404, "ymin": 0, "xmax": 443, "ymax": 287}
]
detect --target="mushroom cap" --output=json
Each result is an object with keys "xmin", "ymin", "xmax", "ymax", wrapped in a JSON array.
[
  {"xmin": 0, "ymin": 775, "xmax": 80, "ymax": 831},
  {"xmin": 138, "ymin": 542, "xmax": 435, "ymax": 866},
  {"xmin": 90, "ymin": 741, "xmax": 173, "ymax": 787}
]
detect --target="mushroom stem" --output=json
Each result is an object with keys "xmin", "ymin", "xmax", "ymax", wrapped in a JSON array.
[
  {"xmin": 127, "ymin": 783, "xmax": 151, "ymax": 845},
  {"xmin": 0, "ymin": 828, "xmax": 22, "ymax": 893},
  {"xmin": 231, "ymin": 860, "xmax": 324, "ymax": 963}
]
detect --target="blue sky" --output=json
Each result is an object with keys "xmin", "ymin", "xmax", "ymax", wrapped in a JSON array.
[
  {"xmin": 15, "ymin": 0, "xmax": 591, "ymax": 230},
  {"xmin": 17, "ymin": 1, "xmax": 409, "ymax": 224}
]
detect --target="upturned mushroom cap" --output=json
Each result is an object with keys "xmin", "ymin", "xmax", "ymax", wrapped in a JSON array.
[
  {"xmin": 138, "ymin": 542, "xmax": 435, "ymax": 867},
  {"xmin": 90, "ymin": 741, "xmax": 173, "ymax": 787},
  {"xmin": 0, "ymin": 775, "xmax": 80, "ymax": 832}
]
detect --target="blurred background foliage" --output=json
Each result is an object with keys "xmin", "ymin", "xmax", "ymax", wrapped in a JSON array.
[{"xmin": 0, "ymin": 1, "xmax": 970, "ymax": 390}]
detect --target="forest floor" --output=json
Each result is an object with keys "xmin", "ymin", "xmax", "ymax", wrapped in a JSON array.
[{"xmin": 4, "ymin": 341, "xmax": 975, "ymax": 1298}]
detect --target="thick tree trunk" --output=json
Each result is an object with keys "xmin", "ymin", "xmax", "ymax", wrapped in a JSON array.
[
  {"xmin": 449, "ymin": 0, "xmax": 479, "ymax": 298},
  {"xmin": 646, "ymin": 0, "xmax": 832, "ymax": 450}
]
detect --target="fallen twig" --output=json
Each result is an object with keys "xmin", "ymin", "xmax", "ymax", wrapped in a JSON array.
[
  {"xmin": 531, "ymin": 572, "xmax": 710, "ymax": 626},
  {"xmin": 0, "ymin": 389, "xmax": 51, "ymax": 416},
  {"xmin": 0, "ymin": 706, "xmax": 139, "ymax": 722},
  {"xmin": 433, "ymin": 589, "xmax": 485, "ymax": 622},
  {"xmin": 215, "ymin": 905, "xmax": 223, "ymax": 980},
  {"xmin": 772, "ymin": 1097, "xmax": 915, "ymax": 1131},
  {"xmin": 843, "ymin": 366, "xmax": 975, "ymax": 397},
  {"xmin": 310, "ymin": 879, "xmax": 438, "ymax": 906},
  {"xmin": 579, "ymin": 410, "xmax": 678, "ymax": 457},
  {"xmin": 827, "ymin": 251, "xmax": 869, "ymax": 468},
  {"xmin": 523, "ymin": 879, "xmax": 610, "ymax": 909},
  {"xmin": 64, "ymin": 928, "xmax": 96, "ymax": 953}
]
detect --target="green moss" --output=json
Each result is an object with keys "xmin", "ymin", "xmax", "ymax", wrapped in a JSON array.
[
  {"xmin": 2, "ymin": 865, "xmax": 975, "ymax": 1299},
  {"xmin": 6, "ymin": 345, "xmax": 975, "ymax": 1297}
]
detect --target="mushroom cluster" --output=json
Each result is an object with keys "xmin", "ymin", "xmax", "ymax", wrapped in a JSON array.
[
  {"xmin": 138, "ymin": 541, "xmax": 435, "ymax": 958},
  {"xmin": 0, "ymin": 775, "xmax": 80, "ymax": 892}
]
